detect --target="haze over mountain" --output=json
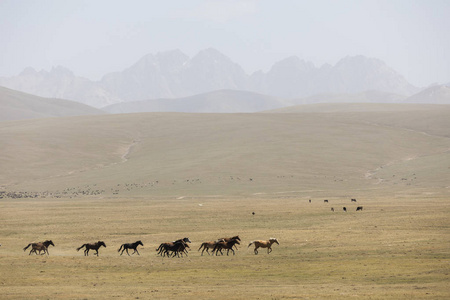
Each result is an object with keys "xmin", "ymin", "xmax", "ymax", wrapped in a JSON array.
[
  {"xmin": 103, "ymin": 89, "xmax": 288, "ymax": 114},
  {"xmin": 0, "ymin": 86, "xmax": 105, "ymax": 122},
  {"xmin": 403, "ymin": 84, "xmax": 450, "ymax": 104},
  {"xmin": 0, "ymin": 49, "xmax": 419, "ymax": 108}
]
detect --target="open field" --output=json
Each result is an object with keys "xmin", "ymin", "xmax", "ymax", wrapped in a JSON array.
[
  {"xmin": 0, "ymin": 104, "xmax": 449, "ymax": 298},
  {"xmin": 0, "ymin": 195, "xmax": 449, "ymax": 299}
]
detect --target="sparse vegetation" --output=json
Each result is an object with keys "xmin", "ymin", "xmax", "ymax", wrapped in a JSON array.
[{"xmin": 0, "ymin": 105, "xmax": 449, "ymax": 298}]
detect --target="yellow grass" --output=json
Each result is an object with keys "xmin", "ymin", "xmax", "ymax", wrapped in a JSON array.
[
  {"xmin": 0, "ymin": 105, "xmax": 449, "ymax": 298},
  {"xmin": 0, "ymin": 196, "xmax": 449, "ymax": 299}
]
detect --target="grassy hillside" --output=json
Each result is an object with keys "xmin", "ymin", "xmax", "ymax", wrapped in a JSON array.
[
  {"xmin": 1, "ymin": 104, "xmax": 449, "ymax": 198},
  {"xmin": 0, "ymin": 86, "xmax": 105, "ymax": 121}
]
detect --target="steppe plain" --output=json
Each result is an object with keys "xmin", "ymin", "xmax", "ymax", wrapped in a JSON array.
[{"xmin": 1, "ymin": 104, "xmax": 449, "ymax": 299}]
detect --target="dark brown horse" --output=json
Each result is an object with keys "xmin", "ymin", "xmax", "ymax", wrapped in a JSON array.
[
  {"xmin": 118, "ymin": 240, "xmax": 143, "ymax": 256},
  {"xmin": 77, "ymin": 241, "xmax": 106, "ymax": 256},
  {"xmin": 157, "ymin": 240, "xmax": 190, "ymax": 258},
  {"xmin": 156, "ymin": 237, "xmax": 191, "ymax": 257},
  {"xmin": 218, "ymin": 235, "xmax": 241, "ymax": 250},
  {"xmin": 248, "ymin": 238, "xmax": 279, "ymax": 255},
  {"xmin": 212, "ymin": 239, "xmax": 240, "ymax": 256},
  {"xmin": 23, "ymin": 240, "xmax": 55, "ymax": 255}
]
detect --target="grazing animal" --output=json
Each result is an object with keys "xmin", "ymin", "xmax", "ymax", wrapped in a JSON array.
[
  {"xmin": 309, "ymin": 199, "xmax": 311, "ymax": 203},
  {"xmin": 77, "ymin": 241, "xmax": 106, "ymax": 256},
  {"xmin": 252, "ymin": 212, "xmax": 255, "ymax": 215},
  {"xmin": 351, "ymin": 198, "xmax": 357, "ymax": 202},
  {"xmin": 248, "ymin": 238, "xmax": 279, "ymax": 255},
  {"xmin": 118, "ymin": 240, "xmax": 143, "ymax": 256},
  {"xmin": 356, "ymin": 206, "xmax": 363, "ymax": 211},
  {"xmin": 198, "ymin": 241, "xmax": 219, "ymax": 256},
  {"xmin": 343, "ymin": 207, "xmax": 347, "ymax": 212},
  {"xmin": 331, "ymin": 207, "xmax": 334, "ymax": 212},
  {"xmin": 212, "ymin": 239, "xmax": 241, "ymax": 256},
  {"xmin": 324, "ymin": 199, "xmax": 329, "ymax": 203},
  {"xmin": 23, "ymin": 240, "xmax": 55, "ymax": 255}
]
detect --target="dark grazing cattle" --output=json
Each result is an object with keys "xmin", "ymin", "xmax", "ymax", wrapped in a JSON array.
[
  {"xmin": 331, "ymin": 207, "xmax": 334, "ymax": 212},
  {"xmin": 351, "ymin": 198, "xmax": 357, "ymax": 202},
  {"xmin": 343, "ymin": 207, "xmax": 347, "ymax": 212},
  {"xmin": 356, "ymin": 206, "xmax": 363, "ymax": 211},
  {"xmin": 324, "ymin": 200, "xmax": 329, "ymax": 203}
]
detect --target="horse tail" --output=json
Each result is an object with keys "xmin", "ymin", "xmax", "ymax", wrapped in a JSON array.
[
  {"xmin": 76, "ymin": 244, "xmax": 86, "ymax": 251},
  {"xmin": 248, "ymin": 241, "xmax": 254, "ymax": 248},
  {"xmin": 156, "ymin": 244, "xmax": 163, "ymax": 251},
  {"xmin": 118, "ymin": 244, "xmax": 123, "ymax": 252},
  {"xmin": 23, "ymin": 244, "xmax": 31, "ymax": 251},
  {"xmin": 198, "ymin": 243, "xmax": 205, "ymax": 251}
]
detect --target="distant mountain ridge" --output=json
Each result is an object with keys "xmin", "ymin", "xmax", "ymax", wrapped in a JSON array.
[{"xmin": 0, "ymin": 48, "xmax": 420, "ymax": 108}]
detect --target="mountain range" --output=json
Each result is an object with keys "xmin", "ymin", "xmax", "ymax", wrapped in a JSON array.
[{"xmin": 0, "ymin": 48, "xmax": 420, "ymax": 108}]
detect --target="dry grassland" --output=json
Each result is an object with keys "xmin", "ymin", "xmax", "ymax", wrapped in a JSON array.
[
  {"xmin": 0, "ymin": 194, "xmax": 449, "ymax": 299},
  {"xmin": 0, "ymin": 106, "xmax": 449, "ymax": 298}
]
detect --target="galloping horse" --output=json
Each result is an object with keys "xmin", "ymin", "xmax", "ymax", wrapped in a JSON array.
[
  {"xmin": 23, "ymin": 240, "xmax": 55, "ymax": 255},
  {"xmin": 118, "ymin": 240, "xmax": 143, "ymax": 256},
  {"xmin": 156, "ymin": 237, "xmax": 191, "ymax": 257},
  {"xmin": 212, "ymin": 239, "xmax": 240, "ymax": 256},
  {"xmin": 248, "ymin": 238, "xmax": 279, "ymax": 255},
  {"xmin": 77, "ymin": 241, "xmax": 106, "ymax": 256},
  {"xmin": 157, "ymin": 240, "xmax": 190, "ymax": 258},
  {"xmin": 218, "ymin": 235, "xmax": 241, "ymax": 250},
  {"xmin": 198, "ymin": 241, "xmax": 219, "ymax": 256}
]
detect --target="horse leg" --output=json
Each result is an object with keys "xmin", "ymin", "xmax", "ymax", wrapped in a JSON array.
[
  {"xmin": 268, "ymin": 246, "xmax": 272, "ymax": 254},
  {"xmin": 254, "ymin": 246, "xmax": 259, "ymax": 255},
  {"xmin": 135, "ymin": 249, "xmax": 140, "ymax": 255},
  {"xmin": 126, "ymin": 248, "xmax": 130, "ymax": 256},
  {"xmin": 231, "ymin": 248, "xmax": 235, "ymax": 255},
  {"xmin": 95, "ymin": 249, "xmax": 99, "ymax": 256}
]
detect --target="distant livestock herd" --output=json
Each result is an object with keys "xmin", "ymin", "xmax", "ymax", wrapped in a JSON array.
[{"xmin": 315, "ymin": 198, "xmax": 363, "ymax": 213}]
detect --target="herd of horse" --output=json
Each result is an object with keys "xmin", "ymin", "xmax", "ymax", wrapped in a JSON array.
[{"xmin": 20, "ymin": 236, "xmax": 279, "ymax": 257}]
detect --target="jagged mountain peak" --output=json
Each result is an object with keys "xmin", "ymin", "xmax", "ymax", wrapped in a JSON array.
[
  {"xmin": 271, "ymin": 56, "xmax": 315, "ymax": 70},
  {"xmin": 1, "ymin": 49, "xmax": 422, "ymax": 107}
]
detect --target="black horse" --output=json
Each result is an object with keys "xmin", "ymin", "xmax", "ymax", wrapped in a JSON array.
[
  {"xmin": 156, "ymin": 237, "xmax": 191, "ymax": 257},
  {"xmin": 77, "ymin": 241, "xmax": 106, "ymax": 256},
  {"xmin": 118, "ymin": 240, "xmax": 143, "ymax": 256}
]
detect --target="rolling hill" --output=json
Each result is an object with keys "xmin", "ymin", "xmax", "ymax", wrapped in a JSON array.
[
  {"xmin": 1, "ymin": 104, "xmax": 449, "ymax": 198},
  {"xmin": 0, "ymin": 86, "xmax": 105, "ymax": 121},
  {"xmin": 102, "ymin": 89, "xmax": 288, "ymax": 113},
  {"xmin": 404, "ymin": 84, "xmax": 450, "ymax": 104}
]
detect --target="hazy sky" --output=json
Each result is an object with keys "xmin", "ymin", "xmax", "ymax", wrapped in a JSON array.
[{"xmin": 1, "ymin": 0, "xmax": 449, "ymax": 87}]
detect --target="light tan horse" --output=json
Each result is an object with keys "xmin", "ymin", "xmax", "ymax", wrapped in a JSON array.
[{"xmin": 248, "ymin": 238, "xmax": 279, "ymax": 255}]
